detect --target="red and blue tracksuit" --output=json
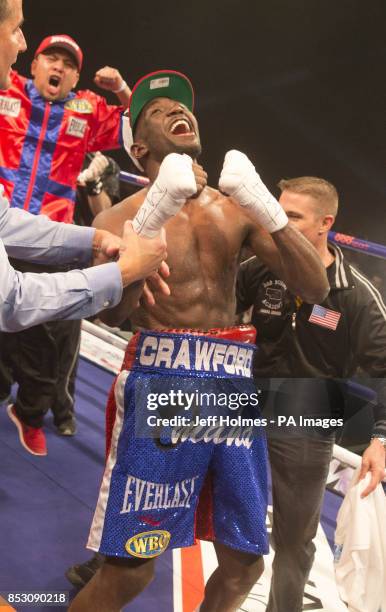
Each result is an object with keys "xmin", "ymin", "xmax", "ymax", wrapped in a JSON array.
[{"xmin": 0, "ymin": 71, "xmax": 123, "ymax": 223}]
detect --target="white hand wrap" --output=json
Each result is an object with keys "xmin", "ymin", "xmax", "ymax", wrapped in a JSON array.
[
  {"xmin": 77, "ymin": 152, "xmax": 109, "ymax": 185},
  {"xmin": 133, "ymin": 153, "xmax": 196, "ymax": 237},
  {"xmin": 219, "ymin": 150, "xmax": 288, "ymax": 233}
]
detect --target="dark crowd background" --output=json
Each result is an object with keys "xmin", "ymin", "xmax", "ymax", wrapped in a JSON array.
[{"xmin": 20, "ymin": 0, "xmax": 386, "ymax": 255}]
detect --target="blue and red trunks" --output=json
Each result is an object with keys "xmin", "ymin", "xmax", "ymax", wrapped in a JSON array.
[{"xmin": 88, "ymin": 326, "xmax": 269, "ymax": 559}]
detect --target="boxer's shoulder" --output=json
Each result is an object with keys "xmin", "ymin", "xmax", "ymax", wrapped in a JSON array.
[{"xmin": 92, "ymin": 189, "xmax": 148, "ymax": 236}]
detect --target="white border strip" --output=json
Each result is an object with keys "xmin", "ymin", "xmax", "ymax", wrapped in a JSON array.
[
  {"xmin": 172, "ymin": 548, "xmax": 183, "ymax": 612},
  {"xmin": 87, "ymin": 370, "xmax": 129, "ymax": 551}
]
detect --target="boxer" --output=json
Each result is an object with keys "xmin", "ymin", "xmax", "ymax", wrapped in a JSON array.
[{"xmin": 69, "ymin": 70, "xmax": 329, "ymax": 612}]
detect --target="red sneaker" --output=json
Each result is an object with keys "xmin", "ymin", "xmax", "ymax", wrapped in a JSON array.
[{"xmin": 7, "ymin": 405, "xmax": 47, "ymax": 456}]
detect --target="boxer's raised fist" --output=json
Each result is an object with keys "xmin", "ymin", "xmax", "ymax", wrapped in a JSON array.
[
  {"xmin": 219, "ymin": 150, "xmax": 288, "ymax": 234},
  {"xmin": 94, "ymin": 66, "xmax": 124, "ymax": 92},
  {"xmin": 219, "ymin": 150, "xmax": 256, "ymax": 196},
  {"xmin": 156, "ymin": 153, "xmax": 197, "ymax": 201},
  {"xmin": 133, "ymin": 154, "xmax": 196, "ymax": 237}
]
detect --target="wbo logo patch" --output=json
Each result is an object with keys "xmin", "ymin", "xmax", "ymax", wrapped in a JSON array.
[
  {"xmin": 65, "ymin": 98, "xmax": 93, "ymax": 114},
  {"xmin": 125, "ymin": 530, "xmax": 171, "ymax": 558}
]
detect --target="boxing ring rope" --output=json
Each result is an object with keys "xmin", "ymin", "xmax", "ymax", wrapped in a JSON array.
[
  {"xmin": 120, "ymin": 170, "xmax": 150, "ymax": 187},
  {"xmin": 328, "ymin": 231, "xmax": 386, "ymax": 260},
  {"xmin": 119, "ymin": 170, "xmax": 386, "ymax": 261},
  {"xmin": 82, "ymin": 319, "xmax": 127, "ymax": 351}
]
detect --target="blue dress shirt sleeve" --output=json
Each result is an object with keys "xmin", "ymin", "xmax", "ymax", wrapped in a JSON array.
[
  {"xmin": 0, "ymin": 187, "xmax": 95, "ymax": 266},
  {"xmin": 0, "ymin": 188, "xmax": 123, "ymax": 331}
]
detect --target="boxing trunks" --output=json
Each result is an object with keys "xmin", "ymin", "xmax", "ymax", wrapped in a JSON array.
[{"xmin": 88, "ymin": 327, "xmax": 269, "ymax": 559}]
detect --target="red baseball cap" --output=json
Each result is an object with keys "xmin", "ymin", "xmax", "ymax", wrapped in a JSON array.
[{"xmin": 34, "ymin": 35, "xmax": 83, "ymax": 70}]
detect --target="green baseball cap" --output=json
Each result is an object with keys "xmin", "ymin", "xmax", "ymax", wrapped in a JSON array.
[{"xmin": 129, "ymin": 70, "xmax": 194, "ymax": 132}]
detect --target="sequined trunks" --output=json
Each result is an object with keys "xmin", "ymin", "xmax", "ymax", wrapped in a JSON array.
[{"xmin": 87, "ymin": 327, "xmax": 269, "ymax": 559}]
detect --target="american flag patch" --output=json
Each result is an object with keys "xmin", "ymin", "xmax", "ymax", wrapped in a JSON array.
[{"xmin": 308, "ymin": 305, "xmax": 341, "ymax": 330}]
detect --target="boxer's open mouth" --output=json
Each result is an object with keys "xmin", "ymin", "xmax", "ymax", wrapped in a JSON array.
[{"xmin": 169, "ymin": 118, "xmax": 195, "ymax": 136}]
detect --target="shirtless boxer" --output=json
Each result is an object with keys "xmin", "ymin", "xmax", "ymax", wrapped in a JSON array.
[{"xmin": 69, "ymin": 71, "xmax": 329, "ymax": 612}]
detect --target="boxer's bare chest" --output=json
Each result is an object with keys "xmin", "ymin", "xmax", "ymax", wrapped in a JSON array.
[
  {"xmin": 104, "ymin": 187, "xmax": 251, "ymax": 328},
  {"xmin": 114, "ymin": 187, "xmax": 248, "ymax": 279},
  {"xmin": 164, "ymin": 188, "xmax": 246, "ymax": 282}
]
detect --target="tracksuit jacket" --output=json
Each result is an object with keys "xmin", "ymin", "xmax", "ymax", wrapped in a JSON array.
[{"xmin": 0, "ymin": 71, "xmax": 123, "ymax": 223}]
